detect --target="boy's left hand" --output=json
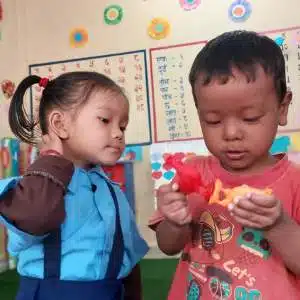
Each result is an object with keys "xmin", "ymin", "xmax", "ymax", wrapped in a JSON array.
[{"xmin": 228, "ymin": 192, "xmax": 283, "ymax": 229}]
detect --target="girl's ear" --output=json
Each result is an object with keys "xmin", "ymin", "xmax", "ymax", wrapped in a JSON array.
[{"xmin": 47, "ymin": 110, "xmax": 70, "ymax": 139}]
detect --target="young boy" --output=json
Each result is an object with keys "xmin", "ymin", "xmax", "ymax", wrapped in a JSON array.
[{"xmin": 149, "ymin": 30, "xmax": 300, "ymax": 299}]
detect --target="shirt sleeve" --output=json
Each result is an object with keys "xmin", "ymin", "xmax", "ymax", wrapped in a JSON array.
[
  {"xmin": 289, "ymin": 164, "xmax": 300, "ymax": 224},
  {"xmin": 0, "ymin": 155, "xmax": 74, "ymax": 237}
]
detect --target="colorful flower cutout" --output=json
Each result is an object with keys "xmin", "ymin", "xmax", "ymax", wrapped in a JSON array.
[
  {"xmin": 274, "ymin": 35, "xmax": 285, "ymax": 46},
  {"xmin": 0, "ymin": 1, "xmax": 3, "ymax": 22},
  {"xmin": 294, "ymin": 31, "xmax": 300, "ymax": 45},
  {"xmin": 148, "ymin": 17, "xmax": 170, "ymax": 40},
  {"xmin": 69, "ymin": 28, "xmax": 88, "ymax": 48},
  {"xmin": 104, "ymin": 5, "xmax": 123, "ymax": 25},
  {"xmin": 228, "ymin": 0, "xmax": 252, "ymax": 23},
  {"xmin": 1, "ymin": 80, "xmax": 15, "ymax": 99},
  {"xmin": 179, "ymin": 0, "xmax": 201, "ymax": 11}
]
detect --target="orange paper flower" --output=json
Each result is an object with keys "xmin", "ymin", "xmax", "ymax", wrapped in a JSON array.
[
  {"xmin": 70, "ymin": 28, "xmax": 89, "ymax": 48},
  {"xmin": 148, "ymin": 18, "xmax": 170, "ymax": 40}
]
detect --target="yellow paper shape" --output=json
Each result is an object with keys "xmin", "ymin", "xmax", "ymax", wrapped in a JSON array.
[{"xmin": 290, "ymin": 133, "xmax": 300, "ymax": 151}]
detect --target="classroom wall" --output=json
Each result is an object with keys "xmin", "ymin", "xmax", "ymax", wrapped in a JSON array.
[
  {"xmin": 0, "ymin": 0, "xmax": 27, "ymax": 136},
  {"xmin": 0, "ymin": 0, "xmax": 299, "ymax": 249}
]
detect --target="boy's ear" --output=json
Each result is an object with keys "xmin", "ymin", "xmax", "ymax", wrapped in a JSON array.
[
  {"xmin": 278, "ymin": 91, "xmax": 292, "ymax": 126},
  {"xmin": 47, "ymin": 110, "xmax": 70, "ymax": 139}
]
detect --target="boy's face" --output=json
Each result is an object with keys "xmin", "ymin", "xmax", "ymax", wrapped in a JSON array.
[{"xmin": 194, "ymin": 66, "xmax": 291, "ymax": 174}]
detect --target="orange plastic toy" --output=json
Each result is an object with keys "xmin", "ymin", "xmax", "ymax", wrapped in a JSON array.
[{"xmin": 208, "ymin": 179, "xmax": 273, "ymax": 207}]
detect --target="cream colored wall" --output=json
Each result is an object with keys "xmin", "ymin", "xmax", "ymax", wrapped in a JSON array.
[
  {"xmin": 0, "ymin": 0, "xmax": 299, "ymax": 249},
  {"xmin": 0, "ymin": 0, "xmax": 27, "ymax": 137}
]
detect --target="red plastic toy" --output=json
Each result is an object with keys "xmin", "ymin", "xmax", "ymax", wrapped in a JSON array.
[{"xmin": 164, "ymin": 153, "xmax": 213, "ymax": 201}]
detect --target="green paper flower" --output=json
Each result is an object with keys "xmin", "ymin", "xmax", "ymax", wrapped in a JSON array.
[{"xmin": 104, "ymin": 5, "xmax": 123, "ymax": 25}]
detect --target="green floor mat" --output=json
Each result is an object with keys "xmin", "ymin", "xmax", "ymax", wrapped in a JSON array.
[{"xmin": 0, "ymin": 259, "xmax": 178, "ymax": 300}]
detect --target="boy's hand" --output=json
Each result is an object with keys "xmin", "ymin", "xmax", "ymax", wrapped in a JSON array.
[
  {"xmin": 228, "ymin": 192, "xmax": 283, "ymax": 229},
  {"xmin": 157, "ymin": 183, "xmax": 192, "ymax": 226}
]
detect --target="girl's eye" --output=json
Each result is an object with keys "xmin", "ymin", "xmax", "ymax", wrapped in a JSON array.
[
  {"xmin": 120, "ymin": 126, "xmax": 127, "ymax": 132},
  {"xmin": 99, "ymin": 117, "xmax": 109, "ymax": 124}
]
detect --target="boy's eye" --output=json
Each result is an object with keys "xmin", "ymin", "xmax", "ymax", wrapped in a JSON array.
[
  {"xmin": 120, "ymin": 126, "xmax": 127, "ymax": 132},
  {"xmin": 243, "ymin": 116, "xmax": 261, "ymax": 123},
  {"xmin": 205, "ymin": 120, "xmax": 221, "ymax": 125}
]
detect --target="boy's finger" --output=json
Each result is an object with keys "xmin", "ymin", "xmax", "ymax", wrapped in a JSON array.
[
  {"xmin": 248, "ymin": 193, "xmax": 278, "ymax": 208},
  {"xmin": 180, "ymin": 212, "xmax": 192, "ymax": 225},
  {"xmin": 167, "ymin": 199, "xmax": 188, "ymax": 213},
  {"xmin": 232, "ymin": 196, "xmax": 272, "ymax": 215},
  {"xmin": 230, "ymin": 205, "xmax": 274, "ymax": 227},
  {"xmin": 158, "ymin": 184, "xmax": 174, "ymax": 194},
  {"xmin": 168, "ymin": 207, "xmax": 191, "ymax": 225},
  {"xmin": 163, "ymin": 192, "xmax": 186, "ymax": 205},
  {"xmin": 230, "ymin": 205, "xmax": 260, "ymax": 221},
  {"xmin": 232, "ymin": 215, "xmax": 262, "ymax": 229}
]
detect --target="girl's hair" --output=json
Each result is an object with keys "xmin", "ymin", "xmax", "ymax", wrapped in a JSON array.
[{"xmin": 9, "ymin": 71, "xmax": 127, "ymax": 145}]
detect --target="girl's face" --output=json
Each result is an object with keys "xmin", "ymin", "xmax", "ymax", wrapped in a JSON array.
[{"xmin": 62, "ymin": 89, "xmax": 129, "ymax": 167}]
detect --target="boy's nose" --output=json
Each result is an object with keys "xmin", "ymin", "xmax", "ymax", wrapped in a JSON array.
[{"xmin": 222, "ymin": 120, "xmax": 242, "ymax": 141}]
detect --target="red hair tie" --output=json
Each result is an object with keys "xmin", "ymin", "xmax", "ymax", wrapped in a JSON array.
[{"xmin": 39, "ymin": 77, "xmax": 49, "ymax": 88}]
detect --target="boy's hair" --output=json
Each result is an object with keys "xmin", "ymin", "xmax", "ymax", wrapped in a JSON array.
[
  {"xmin": 9, "ymin": 71, "xmax": 127, "ymax": 145},
  {"xmin": 189, "ymin": 30, "xmax": 287, "ymax": 106}
]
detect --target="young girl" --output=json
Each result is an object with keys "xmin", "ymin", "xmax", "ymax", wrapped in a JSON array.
[
  {"xmin": 150, "ymin": 31, "xmax": 300, "ymax": 299},
  {"xmin": 0, "ymin": 71, "xmax": 148, "ymax": 300}
]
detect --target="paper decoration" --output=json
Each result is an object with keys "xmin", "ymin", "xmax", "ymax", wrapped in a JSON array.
[
  {"xmin": 148, "ymin": 18, "xmax": 170, "ymax": 40},
  {"xmin": 179, "ymin": 0, "xmax": 201, "ymax": 11},
  {"xmin": 150, "ymin": 41, "xmax": 205, "ymax": 142},
  {"xmin": 151, "ymin": 140, "xmax": 209, "ymax": 186},
  {"xmin": 293, "ymin": 31, "xmax": 300, "ymax": 45},
  {"xmin": 269, "ymin": 134, "xmax": 300, "ymax": 154},
  {"xmin": 269, "ymin": 136, "xmax": 290, "ymax": 154},
  {"xmin": 69, "ymin": 28, "xmax": 88, "ymax": 48},
  {"xmin": 119, "ymin": 146, "xmax": 143, "ymax": 161},
  {"xmin": 290, "ymin": 133, "xmax": 300, "ymax": 151},
  {"xmin": 0, "ymin": 1, "xmax": 3, "ymax": 22},
  {"xmin": 29, "ymin": 50, "xmax": 151, "ymax": 146},
  {"xmin": 104, "ymin": 4, "xmax": 123, "ymax": 25},
  {"xmin": 1, "ymin": 138, "xmax": 20, "ymax": 177},
  {"xmin": 151, "ymin": 140, "xmax": 209, "ymax": 209},
  {"xmin": 1, "ymin": 80, "xmax": 15, "ymax": 99},
  {"xmin": 274, "ymin": 36, "xmax": 285, "ymax": 46},
  {"xmin": 228, "ymin": 0, "xmax": 252, "ymax": 23}
]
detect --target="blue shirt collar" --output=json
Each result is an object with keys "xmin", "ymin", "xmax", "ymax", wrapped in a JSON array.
[{"xmin": 67, "ymin": 165, "xmax": 119, "ymax": 194}]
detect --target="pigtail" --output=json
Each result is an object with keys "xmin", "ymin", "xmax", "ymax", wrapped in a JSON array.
[{"xmin": 8, "ymin": 75, "xmax": 40, "ymax": 145}]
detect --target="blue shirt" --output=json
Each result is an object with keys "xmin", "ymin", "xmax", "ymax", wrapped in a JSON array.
[{"xmin": 0, "ymin": 166, "xmax": 149, "ymax": 280}]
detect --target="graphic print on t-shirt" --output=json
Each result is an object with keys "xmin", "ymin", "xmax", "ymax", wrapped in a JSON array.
[{"xmin": 184, "ymin": 208, "xmax": 266, "ymax": 299}]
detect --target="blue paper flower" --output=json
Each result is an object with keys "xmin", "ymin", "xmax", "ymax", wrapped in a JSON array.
[{"xmin": 229, "ymin": 0, "xmax": 252, "ymax": 23}]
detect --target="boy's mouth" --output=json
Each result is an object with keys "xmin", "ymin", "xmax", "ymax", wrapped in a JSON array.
[{"xmin": 225, "ymin": 150, "xmax": 246, "ymax": 160}]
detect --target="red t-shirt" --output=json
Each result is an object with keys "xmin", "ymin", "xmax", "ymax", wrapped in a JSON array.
[{"xmin": 149, "ymin": 154, "xmax": 300, "ymax": 299}]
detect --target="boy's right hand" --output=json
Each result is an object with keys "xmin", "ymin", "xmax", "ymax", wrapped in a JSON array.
[{"xmin": 157, "ymin": 183, "xmax": 192, "ymax": 226}]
